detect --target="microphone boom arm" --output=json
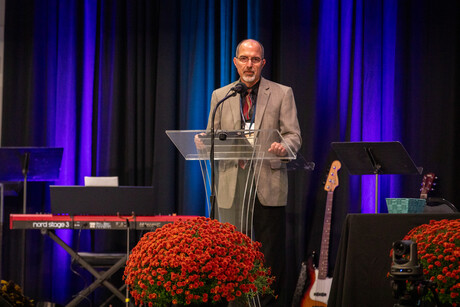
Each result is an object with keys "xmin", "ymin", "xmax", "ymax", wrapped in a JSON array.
[{"xmin": 209, "ymin": 91, "xmax": 238, "ymax": 219}]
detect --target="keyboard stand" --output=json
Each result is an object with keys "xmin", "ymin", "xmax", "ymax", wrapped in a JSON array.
[
  {"xmin": 9, "ymin": 213, "xmax": 197, "ymax": 305},
  {"xmin": 43, "ymin": 229, "xmax": 129, "ymax": 307}
]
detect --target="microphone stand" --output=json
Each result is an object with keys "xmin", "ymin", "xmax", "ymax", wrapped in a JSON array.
[
  {"xmin": 209, "ymin": 83, "xmax": 247, "ymax": 219},
  {"xmin": 20, "ymin": 152, "xmax": 30, "ymax": 292},
  {"xmin": 22, "ymin": 152, "xmax": 30, "ymax": 214},
  {"xmin": 209, "ymin": 92, "xmax": 236, "ymax": 220}
]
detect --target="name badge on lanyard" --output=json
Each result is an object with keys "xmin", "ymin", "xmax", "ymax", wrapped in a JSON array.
[
  {"xmin": 244, "ymin": 122, "xmax": 255, "ymax": 145},
  {"xmin": 241, "ymin": 103, "xmax": 256, "ymax": 132},
  {"xmin": 245, "ymin": 122, "xmax": 254, "ymax": 132}
]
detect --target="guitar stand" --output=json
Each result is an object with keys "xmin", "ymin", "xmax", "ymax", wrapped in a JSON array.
[{"xmin": 43, "ymin": 230, "xmax": 131, "ymax": 307}]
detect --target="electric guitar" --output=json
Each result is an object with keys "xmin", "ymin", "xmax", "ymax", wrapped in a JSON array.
[
  {"xmin": 420, "ymin": 172, "xmax": 435, "ymax": 199},
  {"xmin": 301, "ymin": 160, "xmax": 341, "ymax": 307}
]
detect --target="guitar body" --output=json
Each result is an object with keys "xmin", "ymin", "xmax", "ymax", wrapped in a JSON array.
[{"xmin": 301, "ymin": 257, "xmax": 332, "ymax": 307}]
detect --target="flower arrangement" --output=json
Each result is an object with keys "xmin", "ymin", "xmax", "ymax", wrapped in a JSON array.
[
  {"xmin": 123, "ymin": 217, "xmax": 274, "ymax": 306},
  {"xmin": 0, "ymin": 280, "xmax": 34, "ymax": 307},
  {"xmin": 401, "ymin": 219, "xmax": 460, "ymax": 306}
]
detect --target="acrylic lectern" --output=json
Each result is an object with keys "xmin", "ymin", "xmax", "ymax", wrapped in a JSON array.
[{"xmin": 166, "ymin": 129, "xmax": 297, "ymax": 237}]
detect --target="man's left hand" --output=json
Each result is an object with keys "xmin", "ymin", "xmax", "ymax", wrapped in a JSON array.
[{"xmin": 268, "ymin": 142, "xmax": 287, "ymax": 157}]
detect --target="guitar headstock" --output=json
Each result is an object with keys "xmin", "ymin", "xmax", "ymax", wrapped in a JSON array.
[
  {"xmin": 420, "ymin": 172, "xmax": 436, "ymax": 199},
  {"xmin": 324, "ymin": 160, "xmax": 341, "ymax": 192}
]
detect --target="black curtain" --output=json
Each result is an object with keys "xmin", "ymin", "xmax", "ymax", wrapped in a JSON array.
[{"xmin": 2, "ymin": 0, "xmax": 460, "ymax": 305}]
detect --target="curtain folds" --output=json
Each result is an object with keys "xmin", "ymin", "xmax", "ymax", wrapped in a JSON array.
[{"xmin": 2, "ymin": 0, "xmax": 460, "ymax": 304}]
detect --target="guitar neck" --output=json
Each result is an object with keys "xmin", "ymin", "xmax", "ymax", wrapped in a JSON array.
[{"xmin": 318, "ymin": 190, "xmax": 333, "ymax": 279}]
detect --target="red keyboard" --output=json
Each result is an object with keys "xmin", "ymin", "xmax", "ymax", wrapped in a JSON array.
[{"xmin": 10, "ymin": 214, "xmax": 198, "ymax": 230}]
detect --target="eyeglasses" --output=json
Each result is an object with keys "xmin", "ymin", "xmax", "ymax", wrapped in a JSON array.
[{"xmin": 237, "ymin": 56, "xmax": 263, "ymax": 64}]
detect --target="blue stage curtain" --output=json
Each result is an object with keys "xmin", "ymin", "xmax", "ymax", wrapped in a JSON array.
[
  {"xmin": 2, "ymin": 0, "xmax": 460, "ymax": 305},
  {"xmin": 315, "ymin": 0, "xmax": 402, "ymax": 214}
]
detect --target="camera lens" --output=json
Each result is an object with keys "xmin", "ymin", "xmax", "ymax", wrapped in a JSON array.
[{"xmin": 393, "ymin": 240, "xmax": 409, "ymax": 257}]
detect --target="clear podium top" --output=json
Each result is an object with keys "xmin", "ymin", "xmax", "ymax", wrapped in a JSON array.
[{"xmin": 166, "ymin": 129, "xmax": 297, "ymax": 161}]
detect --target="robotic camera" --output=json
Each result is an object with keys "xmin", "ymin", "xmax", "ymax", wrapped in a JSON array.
[
  {"xmin": 391, "ymin": 240, "xmax": 423, "ymax": 279},
  {"xmin": 390, "ymin": 240, "xmax": 440, "ymax": 307}
]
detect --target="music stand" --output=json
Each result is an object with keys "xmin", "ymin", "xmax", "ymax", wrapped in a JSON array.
[
  {"xmin": 0, "ymin": 147, "xmax": 63, "ymax": 285},
  {"xmin": 331, "ymin": 142, "xmax": 421, "ymax": 213}
]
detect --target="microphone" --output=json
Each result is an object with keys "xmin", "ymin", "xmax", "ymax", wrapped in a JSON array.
[{"xmin": 230, "ymin": 82, "xmax": 248, "ymax": 95}]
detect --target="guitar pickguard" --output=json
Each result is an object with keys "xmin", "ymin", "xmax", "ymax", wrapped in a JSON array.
[{"xmin": 301, "ymin": 269, "xmax": 332, "ymax": 306}]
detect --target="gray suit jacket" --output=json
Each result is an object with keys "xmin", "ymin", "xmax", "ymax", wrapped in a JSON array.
[{"xmin": 207, "ymin": 77, "xmax": 302, "ymax": 208}]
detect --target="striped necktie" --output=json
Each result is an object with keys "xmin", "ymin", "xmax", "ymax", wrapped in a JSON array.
[{"xmin": 243, "ymin": 89, "xmax": 252, "ymax": 120}]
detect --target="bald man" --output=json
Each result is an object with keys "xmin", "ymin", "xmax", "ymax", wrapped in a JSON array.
[{"xmin": 207, "ymin": 39, "xmax": 302, "ymax": 306}]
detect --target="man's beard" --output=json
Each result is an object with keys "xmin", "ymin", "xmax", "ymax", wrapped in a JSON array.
[{"xmin": 242, "ymin": 74, "xmax": 256, "ymax": 83}]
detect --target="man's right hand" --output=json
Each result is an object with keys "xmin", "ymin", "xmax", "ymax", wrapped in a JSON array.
[{"xmin": 194, "ymin": 133, "xmax": 206, "ymax": 151}]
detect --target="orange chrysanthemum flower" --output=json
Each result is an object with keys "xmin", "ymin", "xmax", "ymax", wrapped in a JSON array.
[
  {"xmin": 400, "ymin": 219, "xmax": 460, "ymax": 306},
  {"xmin": 123, "ymin": 217, "xmax": 274, "ymax": 306}
]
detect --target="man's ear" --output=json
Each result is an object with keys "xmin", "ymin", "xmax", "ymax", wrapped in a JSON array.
[{"xmin": 233, "ymin": 57, "xmax": 238, "ymax": 67}]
